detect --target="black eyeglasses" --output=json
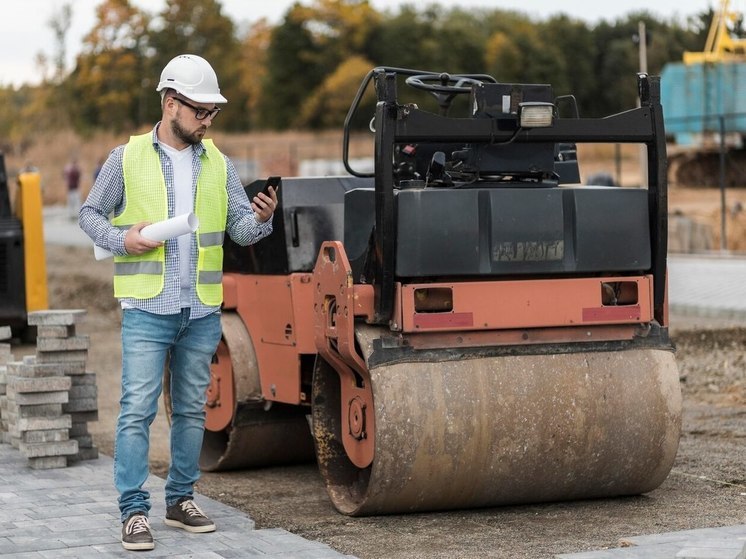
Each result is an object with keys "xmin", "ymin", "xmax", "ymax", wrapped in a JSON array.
[{"xmin": 174, "ymin": 97, "xmax": 221, "ymax": 120}]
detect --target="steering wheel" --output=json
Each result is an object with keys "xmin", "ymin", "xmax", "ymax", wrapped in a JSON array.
[
  {"xmin": 405, "ymin": 73, "xmax": 486, "ymax": 115},
  {"xmin": 405, "ymin": 73, "xmax": 485, "ymax": 94}
]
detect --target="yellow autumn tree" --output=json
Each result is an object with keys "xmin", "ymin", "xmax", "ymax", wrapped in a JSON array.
[
  {"xmin": 71, "ymin": 0, "xmax": 150, "ymax": 131},
  {"xmin": 238, "ymin": 19, "xmax": 273, "ymax": 130},
  {"xmin": 295, "ymin": 55, "xmax": 376, "ymax": 129}
]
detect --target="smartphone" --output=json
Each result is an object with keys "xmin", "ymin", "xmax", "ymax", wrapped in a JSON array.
[{"xmin": 263, "ymin": 175, "xmax": 281, "ymax": 196}]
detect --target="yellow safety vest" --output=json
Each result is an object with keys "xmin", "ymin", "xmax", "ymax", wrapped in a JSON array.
[{"xmin": 113, "ymin": 133, "xmax": 228, "ymax": 306}]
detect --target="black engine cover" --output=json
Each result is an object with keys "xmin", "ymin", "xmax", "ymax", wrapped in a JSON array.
[{"xmin": 395, "ymin": 185, "xmax": 650, "ymax": 277}]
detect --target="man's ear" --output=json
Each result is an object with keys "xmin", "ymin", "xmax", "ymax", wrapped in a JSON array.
[{"xmin": 161, "ymin": 89, "xmax": 175, "ymax": 110}]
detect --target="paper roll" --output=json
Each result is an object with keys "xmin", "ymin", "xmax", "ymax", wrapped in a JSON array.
[{"xmin": 93, "ymin": 213, "xmax": 200, "ymax": 261}]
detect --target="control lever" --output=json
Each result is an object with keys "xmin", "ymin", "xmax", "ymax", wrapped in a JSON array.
[{"xmin": 425, "ymin": 151, "xmax": 452, "ymax": 187}]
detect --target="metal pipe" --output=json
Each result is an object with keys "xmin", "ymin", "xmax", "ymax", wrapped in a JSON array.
[{"xmin": 638, "ymin": 21, "xmax": 649, "ymax": 187}]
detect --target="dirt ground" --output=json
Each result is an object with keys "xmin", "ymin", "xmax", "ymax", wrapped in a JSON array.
[{"xmin": 19, "ymin": 238, "xmax": 744, "ymax": 559}]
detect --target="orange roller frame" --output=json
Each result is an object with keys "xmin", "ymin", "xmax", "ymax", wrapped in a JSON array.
[{"xmin": 397, "ymin": 276, "xmax": 653, "ymax": 333}]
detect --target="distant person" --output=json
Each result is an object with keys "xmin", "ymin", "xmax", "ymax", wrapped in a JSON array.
[
  {"xmin": 78, "ymin": 54, "xmax": 278, "ymax": 551},
  {"xmin": 63, "ymin": 158, "xmax": 82, "ymax": 218}
]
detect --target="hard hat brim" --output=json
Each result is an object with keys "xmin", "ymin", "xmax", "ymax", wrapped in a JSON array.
[
  {"xmin": 178, "ymin": 92, "xmax": 228, "ymax": 104},
  {"xmin": 156, "ymin": 81, "xmax": 228, "ymax": 104}
]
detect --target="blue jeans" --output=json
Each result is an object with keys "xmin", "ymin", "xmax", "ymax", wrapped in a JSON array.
[{"xmin": 115, "ymin": 308, "xmax": 221, "ymax": 521}]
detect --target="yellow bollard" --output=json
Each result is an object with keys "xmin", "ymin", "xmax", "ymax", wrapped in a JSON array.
[{"xmin": 15, "ymin": 171, "xmax": 48, "ymax": 312}]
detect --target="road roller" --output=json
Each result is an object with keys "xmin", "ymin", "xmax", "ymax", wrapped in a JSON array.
[{"xmin": 201, "ymin": 67, "xmax": 681, "ymax": 515}]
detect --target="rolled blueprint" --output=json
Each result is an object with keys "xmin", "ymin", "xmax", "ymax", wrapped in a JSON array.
[{"xmin": 93, "ymin": 213, "xmax": 200, "ymax": 261}]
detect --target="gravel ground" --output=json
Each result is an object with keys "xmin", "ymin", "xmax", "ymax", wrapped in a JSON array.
[{"xmin": 36, "ymin": 244, "xmax": 746, "ymax": 559}]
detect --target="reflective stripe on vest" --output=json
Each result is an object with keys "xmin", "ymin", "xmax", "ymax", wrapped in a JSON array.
[
  {"xmin": 199, "ymin": 231, "xmax": 224, "ymax": 247},
  {"xmin": 113, "ymin": 133, "xmax": 228, "ymax": 305},
  {"xmin": 115, "ymin": 261, "xmax": 164, "ymax": 276},
  {"xmin": 199, "ymin": 270, "xmax": 223, "ymax": 284}
]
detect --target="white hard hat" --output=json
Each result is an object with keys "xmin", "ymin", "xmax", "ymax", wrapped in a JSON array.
[{"xmin": 156, "ymin": 54, "xmax": 227, "ymax": 104}]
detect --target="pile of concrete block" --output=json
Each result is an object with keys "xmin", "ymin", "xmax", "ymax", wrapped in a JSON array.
[
  {"xmin": 5, "ymin": 359, "xmax": 77, "ymax": 469},
  {"xmin": 0, "ymin": 310, "xmax": 100, "ymax": 469},
  {"xmin": 0, "ymin": 325, "xmax": 13, "ymax": 444},
  {"xmin": 30, "ymin": 309, "xmax": 100, "ymax": 463}
]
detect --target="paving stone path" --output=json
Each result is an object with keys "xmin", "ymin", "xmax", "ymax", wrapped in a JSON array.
[
  {"xmin": 0, "ymin": 443, "xmax": 355, "ymax": 558},
  {"xmin": 556, "ymin": 525, "xmax": 746, "ymax": 558}
]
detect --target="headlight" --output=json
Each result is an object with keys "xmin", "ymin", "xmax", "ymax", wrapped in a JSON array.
[{"xmin": 519, "ymin": 102, "xmax": 554, "ymax": 128}]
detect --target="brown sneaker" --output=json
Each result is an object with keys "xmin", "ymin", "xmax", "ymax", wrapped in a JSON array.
[
  {"xmin": 121, "ymin": 513, "xmax": 154, "ymax": 551},
  {"xmin": 164, "ymin": 497, "xmax": 216, "ymax": 533}
]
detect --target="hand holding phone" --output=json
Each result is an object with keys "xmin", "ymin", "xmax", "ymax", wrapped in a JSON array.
[
  {"xmin": 263, "ymin": 175, "xmax": 281, "ymax": 196},
  {"xmin": 253, "ymin": 176, "xmax": 280, "ymax": 223}
]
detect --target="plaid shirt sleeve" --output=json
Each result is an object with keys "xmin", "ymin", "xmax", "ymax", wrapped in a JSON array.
[
  {"xmin": 78, "ymin": 146, "xmax": 129, "ymax": 256},
  {"xmin": 224, "ymin": 156, "xmax": 274, "ymax": 245}
]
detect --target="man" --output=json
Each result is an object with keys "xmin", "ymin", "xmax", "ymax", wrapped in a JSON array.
[{"xmin": 79, "ymin": 54, "xmax": 278, "ymax": 551}]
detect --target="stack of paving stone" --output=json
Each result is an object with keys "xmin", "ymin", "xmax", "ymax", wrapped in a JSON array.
[
  {"xmin": 0, "ymin": 325, "xmax": 14, "ymax": 444},
  {"xmin": 0, "ymin": 310, "xmax": 100, "ymax": 469},
  {"xmin": 28, "ymin": 309, "xmax": 99, "ymax": 463},
  {"xmin": 4, "ymin": 356, "xmax": 77, "ymax": 468}
]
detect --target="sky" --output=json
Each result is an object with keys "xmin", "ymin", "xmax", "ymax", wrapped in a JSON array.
[{"xmin": 0, "ymin": 0, "xmax": 730, "ymax": 88}]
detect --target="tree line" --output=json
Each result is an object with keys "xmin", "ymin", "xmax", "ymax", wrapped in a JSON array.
[{"xmin": 0, "ymin": 0, "xmax": 715, "ymax": 149}]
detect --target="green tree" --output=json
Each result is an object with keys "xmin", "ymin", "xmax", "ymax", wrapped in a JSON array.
[
  {"xmin": 540, "ymin": 15, "xmax": 597, "ymax": 114},
  {"xmin": 648, "ymin": 12, "xmax": 710, "ymax": 71},
  {"xmin": 590, "ymin": 13, "xmax": 668, "ymax": 116},
  {"xmin": 485, "ymin": 18, "xmax": 568, "ymax": 90},
  {"xmin": 432, "ymin": 8, "xmax": 493, "ymax": 73},
  {"xmin": 258, "ymin": 0, "xmax": 379, "ymax": 129},
  {"xmin": 257, "ymin": 10, "xmax": 319, "ymax": 129},
  {"xmin": 366, "ymin": 5, "xmax": 434, "ymax": 70},
  {"xmin": 594, "ymin": 23, "xmax": 635, "ymax": 115},
  {"xmin": 368, "ymin": 5, "xmax": 493, "ymax": 73}
]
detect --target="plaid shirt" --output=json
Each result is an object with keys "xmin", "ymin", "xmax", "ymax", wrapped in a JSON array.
[{"xmin": 79, "ymin": 124, "xmax": 272, "ymax": 319}]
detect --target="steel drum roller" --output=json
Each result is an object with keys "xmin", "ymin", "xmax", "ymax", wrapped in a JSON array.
[
  {"xmin": 314, "ymin": 326, "xmax": 681, "ymax": 515},
  {"xmin": 179, "ymin": 312, "xmax": 314, "ymax": 472}
]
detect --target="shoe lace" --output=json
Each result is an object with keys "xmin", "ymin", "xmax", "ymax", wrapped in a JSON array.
[
  {"xmin": 179, "ymin": 499, "xmax": 206, "ymax": 518},
  {"xmin": 127, "ymin": 515, "xmax": 150, "ymax": 535}
]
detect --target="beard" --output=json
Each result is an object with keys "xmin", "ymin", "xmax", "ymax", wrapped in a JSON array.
[{"xmin": 171, "ymin": 118, "xmax": 205, "ymax": 146}]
